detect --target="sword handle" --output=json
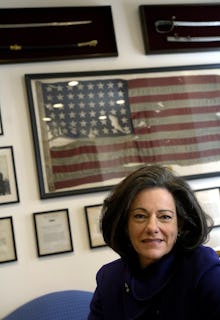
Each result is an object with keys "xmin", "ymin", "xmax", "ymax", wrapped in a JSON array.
[
  {"xmin": 77, "ymin": 40, "xmax": 98, "ymax": 47},
  {"xmin": 155, "ymin": 20, "xmax": 174, "ymax": 33},
  {"xmin": 2, "ymin": 40, "xmax": 98, "ymax": 51}
]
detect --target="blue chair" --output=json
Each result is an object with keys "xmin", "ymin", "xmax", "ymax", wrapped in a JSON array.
[{"xmin": 3, "ymin": 290, "xmax": 93, "ymax": 320}]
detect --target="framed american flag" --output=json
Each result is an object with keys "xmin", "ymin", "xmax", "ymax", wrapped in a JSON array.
[{"xmin": 25, "ymin": 64, "xmax": 220, "ymax": 199}]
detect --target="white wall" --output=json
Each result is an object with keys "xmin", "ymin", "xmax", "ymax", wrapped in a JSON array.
[{"xmin": 1, "ymin": 0, "xmax": 220, "ymax": 317}]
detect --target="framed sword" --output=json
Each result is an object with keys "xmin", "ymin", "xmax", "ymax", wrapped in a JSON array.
[
  {"xmin": 0, "ymin": 6, "xmax": 118, "ymax": 63},
  {"xmin": 140, "ymin": 4, "xmax": 220, "ymax": 54}
]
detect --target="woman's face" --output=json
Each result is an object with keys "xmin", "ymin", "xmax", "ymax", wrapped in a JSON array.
[{"xmin": 128, "ymin": 187, "xmax": 178, "ymax": 268}]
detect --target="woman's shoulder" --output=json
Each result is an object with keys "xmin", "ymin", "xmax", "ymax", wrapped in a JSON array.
[
  {"xmin": 179, "ymin": 245, "xmax": 220, "ymax": 279},
  {"xmin": 97, "ymin": 258, "xmax": 127, "ymax": 279},
  {"xmin": 186, "ymin": 245, "xmax": 219, "ymax": 264},
  {"xmin": 98, "ymin": 258, "xmax": 125, "ymax": 274}
]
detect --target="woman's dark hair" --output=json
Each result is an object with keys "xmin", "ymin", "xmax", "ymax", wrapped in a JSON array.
[{"xmin": 101, "ymin": 165, "xmax": 213, "ymax": 259}]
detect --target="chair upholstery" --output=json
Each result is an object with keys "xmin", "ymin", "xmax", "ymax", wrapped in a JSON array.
[{"xmin": 3, "ymin": 290, "xmax": 93, "ymax": 320}]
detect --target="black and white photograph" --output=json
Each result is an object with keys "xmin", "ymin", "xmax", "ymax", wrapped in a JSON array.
[
  {"xmin": 0, "ymin": 216, "xmax": 17, "ymax": 264},
  {"xmin": 0, "ymin": 146, "xmax": 19, "ymax": 205}
]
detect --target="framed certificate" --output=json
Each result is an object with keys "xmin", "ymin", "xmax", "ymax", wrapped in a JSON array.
[
  {"xmin": 33, "ymin": 208, "xmax": 73, "ymax": 257},
  {"xmin": 195, "ymin": 188, "xmax": 220, "ymax": 227}
]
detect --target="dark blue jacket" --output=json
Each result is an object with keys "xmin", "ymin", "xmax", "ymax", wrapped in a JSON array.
[{"xmin": 88, "ymin": 245, "xmax": 220, "ymax": 319}]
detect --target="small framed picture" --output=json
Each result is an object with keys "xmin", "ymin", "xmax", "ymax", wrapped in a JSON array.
[
  {"xmin": 206, "ymin": 225, "xmax": 220, "ymax": 251},
  {"xmin": 0, "ymin": 146, "xmax": 19, "ymax": 205},
  {"xmin": 84, "ymin": 204, "xmax": 106, "ymax": 248},
  {"xmin": 33, "ymin": 209, "xmax": 73, "ymax": 257},
  {"xmin": 195, "ymin": 188, "xmax": 220, "ymax": 227},
  {"xmin": 0, "ymin": 216, "xmax": 17, "ymax": 264},
  {"xmin": 0, "ymin": 108, "xmax": 3, "ymax": 135}
]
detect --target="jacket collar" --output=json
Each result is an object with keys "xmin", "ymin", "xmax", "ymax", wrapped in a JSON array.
[{"xmin": 124, "ymin": 248, "xmax": 177, "ymax": 301}]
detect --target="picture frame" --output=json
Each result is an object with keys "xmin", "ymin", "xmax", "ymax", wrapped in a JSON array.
[
  {"xmin": 139, "ymin": 4, "xmax": 220, "ymax": 54},
  {"xmin": 0, "ymin": 216, "xmax": 17, "ymax": 263},
  {"xmin": 84, "ymin": 204, "xmax": 106, "ymax": 248},
  {"xmin": 33, "ymin": 208, "xmax": 73, "ymax": 257},
  {"xmin": 206, "ymin": 226, "xmax": 220, "ymax": 251},
  {"xmin": 0, "ymin": 108, "xmax": 3, "ymax": 135},
  {"xmin": 0, "ymin": 6, "xmax": 118, "ymax": 64},
  {"xmin": 0, "ymin": 146, "xmax": 19, "ymax": 205},
  {"xmin": 25, "ymin": 64, "xmax": 220, "ymax": 199},
  {"xmin": 194, "ymin": 188, "xmax": 220, "ymax": 227}
]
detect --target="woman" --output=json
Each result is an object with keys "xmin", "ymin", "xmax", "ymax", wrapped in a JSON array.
[{"xmin": 88, "ymin": 165, "xmax": 220, "ymax": 319}]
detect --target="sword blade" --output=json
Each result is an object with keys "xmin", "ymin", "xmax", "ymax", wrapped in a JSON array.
[
  {"xmin": 167, "ymin": 35, "xmax": 220, "ymax": 42},
  {"xmin": 155, "ymin": 19, "xmax": 220, "ymax": 33},
  {"xmin": 0, "ymin": 20, "xmax": 92, "ymax": 28},
  {"xmin": 174, "ymin": 20, "xmax": 220, "ymax": 27}
]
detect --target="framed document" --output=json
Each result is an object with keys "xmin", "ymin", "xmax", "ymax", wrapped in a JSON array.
[
  {"xmin": 33, "ymin": 209, "xmax": 73, "ymax": 257},
  {"xmin": 0, "ymin": 146, "xmax": 19, "ymax": 205},
  {"xmin": 84, "ymin": 204, "xmax": 106, "ymax": 248},
  {"xmin": 26, "ymin": 64, "xmax": 220, "ymax": 199},
  {"xmin": 195, "ymin": 188, "xmax": 220, "ymax": 227},
  {"xmin": 207, "ymin": 226, "xmax": 220, "ymax": 251},
  {"xmin": 0, "ymin": 216, "xmax": 17, "ymax": 264}
]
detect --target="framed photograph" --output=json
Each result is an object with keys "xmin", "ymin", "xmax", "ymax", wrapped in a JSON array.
[
  {"xmin": 84, "ymin": 204, "xmax": 106, "ymax": 248},
  {"xmin": 0, "ymin": 108, "xmax": 3, "ymax": 135},
  {"xmin": 195, "ymin": 188, "xmax": 220, "ymax": 227},
  {"xmin": 0, "ymin": 216, "xmax": 17, "ymax": 263},
  {"xmin": 0, "ymin": 6, "xmax": 117, "ymax": 64},
  {"xmin": 0, "ymin": 146, "xmax": 19, "ymax": 205},
  {"xmin": 33, "ymin": 209, "xmax": 73, "ymax": 257},
  {"xmin": 25, "ymin": 64, "xmax": 220, "ymax": 199},
  {"xmin": 139, "ymin": 4, "xmax": 220, "ymax": 55}
]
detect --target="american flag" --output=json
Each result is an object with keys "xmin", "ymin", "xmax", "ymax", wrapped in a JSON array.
[{"xmin": 36, "ymin": 74, "xmax": 220, "ymax": 192}]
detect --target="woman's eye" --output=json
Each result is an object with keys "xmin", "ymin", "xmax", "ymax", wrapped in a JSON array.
[
  {"xmin": 134, "ymin": 213, "xmax": 146, "ymax": 220},
  {"xmin": 159, "ymin": 215, "xmax": 172, "ymax": 221}
]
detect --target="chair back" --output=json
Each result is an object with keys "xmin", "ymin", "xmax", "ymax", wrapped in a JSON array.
[{"xmin": 3, "ymin": 290, "xmax": 93, "ymax": 320}]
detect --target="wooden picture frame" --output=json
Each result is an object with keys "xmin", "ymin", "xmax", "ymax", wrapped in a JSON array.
[
  {"xmin": 0, "ymin": 6, "xmax": 118, "ymax": 64},
  {"xmin": 84, "ymin": 204, "xmax": 106, "ymax": 248},
  {"xmin": 139, "ymin": 4, "xmax": 220, "ymax": 54},
  {"xmin": 25, "ymin": 64, "xmax": 220, "ymax": 199},
  {"xmin": 0, "ymin": 146, "xmax": 19, "ymax": 205},
  {"xmin": 0, "ymin": 216, "xmax": 17, "ymax": 263},
  {"xmin": 33, "ymin": 209, "xmax": 73, "ymax": 257}
]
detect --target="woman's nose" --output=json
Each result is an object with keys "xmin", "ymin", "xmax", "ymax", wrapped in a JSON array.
[{"xmin": 145, "ymin": 216, "xmax": 159, "ymax": 233}]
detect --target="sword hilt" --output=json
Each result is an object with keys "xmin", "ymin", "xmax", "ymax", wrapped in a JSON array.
[{"xmin": 155, "ymin": 20, "xmax": 175, "ymax": 34}]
